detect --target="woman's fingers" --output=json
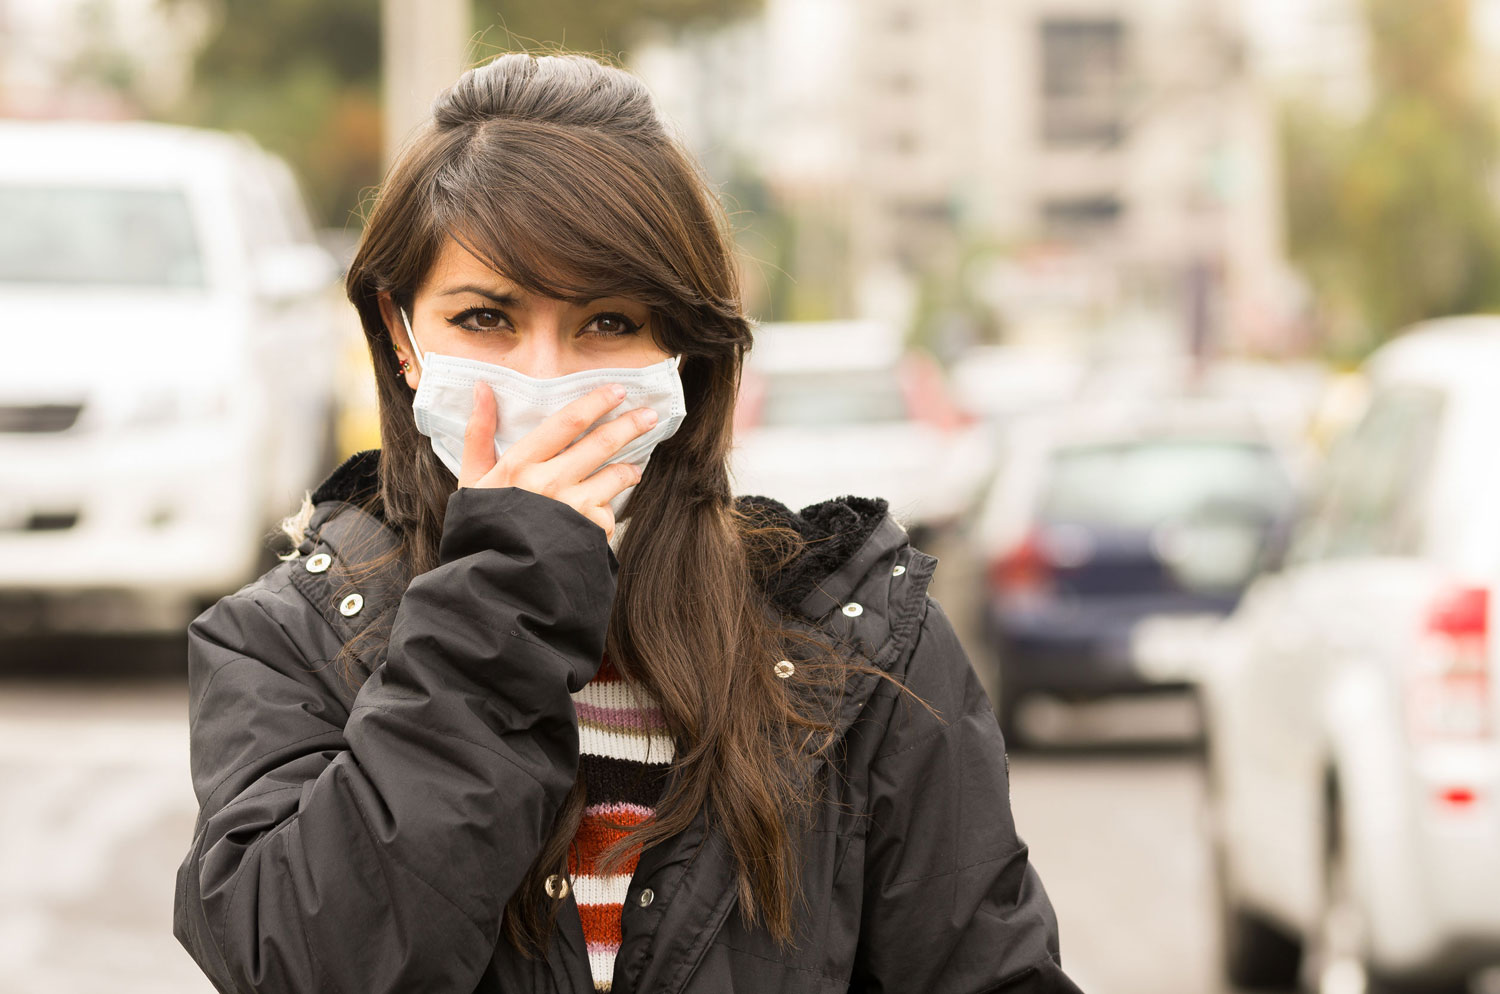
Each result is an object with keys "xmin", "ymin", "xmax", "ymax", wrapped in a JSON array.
[
  {"xmin": 501, "ymin": 383, "xmax": 627, "ymax": 467},
  {"xmin": 568, "ymin": 461, "xmax": 642, "ymax": 539},
  {"xmin": 575, "ymin": 460, "xmax": 643, "ymax": 510},
  {"xmin": 458, "ymin": 381, "xmax": 499, "ymax": 488},
  {"xmin": 549, "ymin": 404, "xmax": 659, "ymax": 482},
  {"xmin": 457, "ymin": 379, "xmax": 652, "ymax": 540}
]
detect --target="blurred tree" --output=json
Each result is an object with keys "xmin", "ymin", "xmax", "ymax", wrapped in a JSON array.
[
  {"xmin": 721, "ymin": 166, "xmax": 853, "ymax": 323},
  {"xmin": 162, "ymin": 0, "xmax": 382, "ymax": 229},
  {"xmin": 1284, "ymin": 0, "xmax": 1500, "ymax": 358},
  {"xmin": 166, "ymin": 0, "xmax": 762, "ymax": 229}
]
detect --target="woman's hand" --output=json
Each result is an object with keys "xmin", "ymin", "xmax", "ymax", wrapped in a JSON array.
[{"xmin": 457, "ymin": 381, "xmax": 658, "ymax": 539}]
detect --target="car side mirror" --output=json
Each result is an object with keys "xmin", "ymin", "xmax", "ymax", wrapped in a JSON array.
[{"xmin": 253, "ymin": 243, "xmax": 337, "ymax": 302}]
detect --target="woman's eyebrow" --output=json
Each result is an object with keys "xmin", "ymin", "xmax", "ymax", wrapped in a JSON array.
[
  {"xmin": 436, "ymin": 283, "xmax": 619, "ymax": 307},
  {"xmin": 436, "ymin": 284, "xmax": 526, "ymax": 305}
]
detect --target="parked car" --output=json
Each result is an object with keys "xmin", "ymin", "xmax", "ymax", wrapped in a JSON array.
[
  {"xmin": 1203, "ymin": 317, "xmax": 1500, "ymax": 994},
  {"xmin": 0, "ymin": 120, "xmax": 341, "ymax": 635},
  {"xmin": 731, "ymin": 320, "xmax": 989, "ymax": 542},
  {"xmin": 975, "ymin": 398, "xmax": 1299, "ymax": 746}
]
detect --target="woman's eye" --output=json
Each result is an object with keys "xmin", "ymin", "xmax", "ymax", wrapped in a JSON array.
[
  {"xmin": 584, "ymin": 313, "xmax": 642, "ymax": 337},
  {"xmin": 448, "ymin": 308, "xmax": 508, "ymax": 333}
]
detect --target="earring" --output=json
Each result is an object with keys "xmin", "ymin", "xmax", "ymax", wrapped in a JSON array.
[{"xmin": 397, "ymin": 359, "xmax": 411, "ymax": 375}]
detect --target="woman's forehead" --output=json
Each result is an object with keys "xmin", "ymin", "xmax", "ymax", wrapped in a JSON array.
[
  {"xmin": 421, "ymin": 232, "xmax": 624, "ymax": 303},
  {"xmin": 421, "ymin": 238, "xmax": 644, "ymax": 308},
  {"xmin": 423, "ymin": 237, "xmax": 512, "ymax": 287}
]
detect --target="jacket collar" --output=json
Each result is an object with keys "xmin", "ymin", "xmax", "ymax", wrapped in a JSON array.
[{"xmin": 297, "ymin": 450, "xmax": 934, "ymax": 722}]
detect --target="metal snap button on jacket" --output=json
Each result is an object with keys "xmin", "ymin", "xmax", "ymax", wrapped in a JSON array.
[
  {"xmin": 774, "ymin": 659, "xmax": 795, "ymax": 679},
  {"xmin": 545, "ymin": 874, "xmax": 569, "ymax": 899},
  {"xmin": 637, "ymin": 888, "xmax": 654, "ymax": 907},
  {"xmin": 891, "ymin": 564, "xmax": 906, "ymax": 577},
  {"xmin": 841, "ymin": 602, "xmax": 863, "ymax": 617},
  {"xmin": 305, "ymin": 553, "xmax": 332, "ymax": 573},
  {"xmin": 338, "ymin": 593, "xmax": 363, "ymax": 617}
]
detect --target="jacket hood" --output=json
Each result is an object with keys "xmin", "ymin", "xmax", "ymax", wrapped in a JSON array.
[{"xmin": 293, "ymin": 450, "xmax": 935, "ymax": 712}]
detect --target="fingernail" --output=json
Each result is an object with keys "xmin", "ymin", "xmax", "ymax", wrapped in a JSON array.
[
  {"xmin": 637, "ymin": 408, "xmax": 658, "ymax": 427},
  {"xmin": 610, "ymin": 384, "xmax": 626, "ymax": 399}
]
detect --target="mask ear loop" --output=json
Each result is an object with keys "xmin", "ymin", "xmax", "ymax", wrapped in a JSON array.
[{"xmin": 398, "ymin": 307, "xmax": 425, "ymax": 375}]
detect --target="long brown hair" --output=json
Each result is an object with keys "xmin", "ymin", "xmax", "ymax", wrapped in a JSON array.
[{"xmin": 341, "ymin": 51, "xmax": 843, "ymax": 950}]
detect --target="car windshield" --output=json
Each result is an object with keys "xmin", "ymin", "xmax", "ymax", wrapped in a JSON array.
[
  {"xmin": 757, "ymin": 370, "xmax": 908, "ymax": 426},
  {"xmin": 0, "ymin": 185, "xmax": 207, "ymax": 288},
  {"xmin": 1042, "ymin": 439, "xmax": 1289, "ymax": 528}
]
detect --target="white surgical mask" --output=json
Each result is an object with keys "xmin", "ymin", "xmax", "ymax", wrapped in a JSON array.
[{"xmin": 399, "ymin": 307, "xmax": 686, "ymax": 517}]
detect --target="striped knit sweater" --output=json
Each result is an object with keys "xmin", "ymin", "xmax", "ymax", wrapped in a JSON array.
[{"xmin": 568, "ymin": 655, "xmax": 673, "ymax": 991}]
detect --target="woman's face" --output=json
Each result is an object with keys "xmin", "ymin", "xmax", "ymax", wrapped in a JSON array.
[{"xmin": 380, "ymin": 237, "xmax": 670, "ymax": 390}]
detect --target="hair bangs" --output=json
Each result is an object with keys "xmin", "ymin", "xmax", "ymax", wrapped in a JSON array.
[{"xmin": 429, "ymin": 126, "xmax": 687, "ymax": 315}]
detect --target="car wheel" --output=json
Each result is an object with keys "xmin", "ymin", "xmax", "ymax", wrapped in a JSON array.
[
  {"xmin": 1214, "ymin": 847, "xmax": 1303, "ymax": 989},
  {"xmin": 1221, "ymin": 903, "xmax": 1303, "ymax": 990},
  {"xmin": 1305, "ymin": 803, "xmax": 1469, "ymax": 994},
  {"xmin": 1362, "ymin": 971, "xmax": 1470, "ymax": 994},
  {"xmin": 1305, "ymin": 829, "xmax": 1366, "ymax": 994},
  {"xmin": 1204, "ymin": 747, "xmax": 1302, "ymax": 989}
]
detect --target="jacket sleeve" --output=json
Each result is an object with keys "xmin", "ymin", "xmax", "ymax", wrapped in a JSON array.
[
  {"xmin": 850, "ymin": 600, "xmax": 1084, "ymax": 994},
  {"xmin": 173, "ymin": 487, "xmax": 614, "ymax": 994}
]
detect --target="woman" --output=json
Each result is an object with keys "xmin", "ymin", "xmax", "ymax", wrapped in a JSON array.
[{"xmin": 173, "ymin": 52, "xmax": 1080, "ymax": 994}]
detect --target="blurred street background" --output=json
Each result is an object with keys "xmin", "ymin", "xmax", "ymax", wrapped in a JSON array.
[{"xmin": 7, "ymin": 0, "xmax": 1500, "ymax": 992}]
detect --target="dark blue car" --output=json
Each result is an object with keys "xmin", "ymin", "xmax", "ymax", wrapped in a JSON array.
[{"xmin": 978, "ymin": 409, "xmax": 1299, "ymax": 746}]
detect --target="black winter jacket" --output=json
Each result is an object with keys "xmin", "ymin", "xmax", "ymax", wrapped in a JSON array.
[{"xmin": 173, "ymin": 450, "xmax": 1082, "ymax": 994}]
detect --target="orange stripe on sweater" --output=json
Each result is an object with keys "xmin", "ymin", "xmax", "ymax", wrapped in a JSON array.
[
  {"xmin": 577, "ymin": 903, "xmax": 624, "ymax": 949},
  {"xmin": 568, "ymin": 808, "xmax": 651, "ymax": 877}
]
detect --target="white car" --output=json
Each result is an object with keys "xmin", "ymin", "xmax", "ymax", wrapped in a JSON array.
[
  {"xmin": 0, "ymin": 121, "xmax": 341, "ymax": 634},
  {"xmin": 1203, "ymin": 317, "xmax": 1500, "ymax": 993},
  {"xmin": 731, "ymin": 320, "xmax": 989, "ymax": 538}
]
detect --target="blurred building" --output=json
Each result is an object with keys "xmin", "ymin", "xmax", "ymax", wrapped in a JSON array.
[
  {"xmin": 638, "ymin": 0, "xmax": 1301, "ymax": 356},
  {"xmin": 848, "ymin": 0, "xmax": 1292, "ymax": 358}
]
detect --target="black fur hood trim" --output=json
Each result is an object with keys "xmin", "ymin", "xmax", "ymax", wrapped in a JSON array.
[{"xmin": 734, "ymin": 494, "xmax": 892, "ymax": 614}]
